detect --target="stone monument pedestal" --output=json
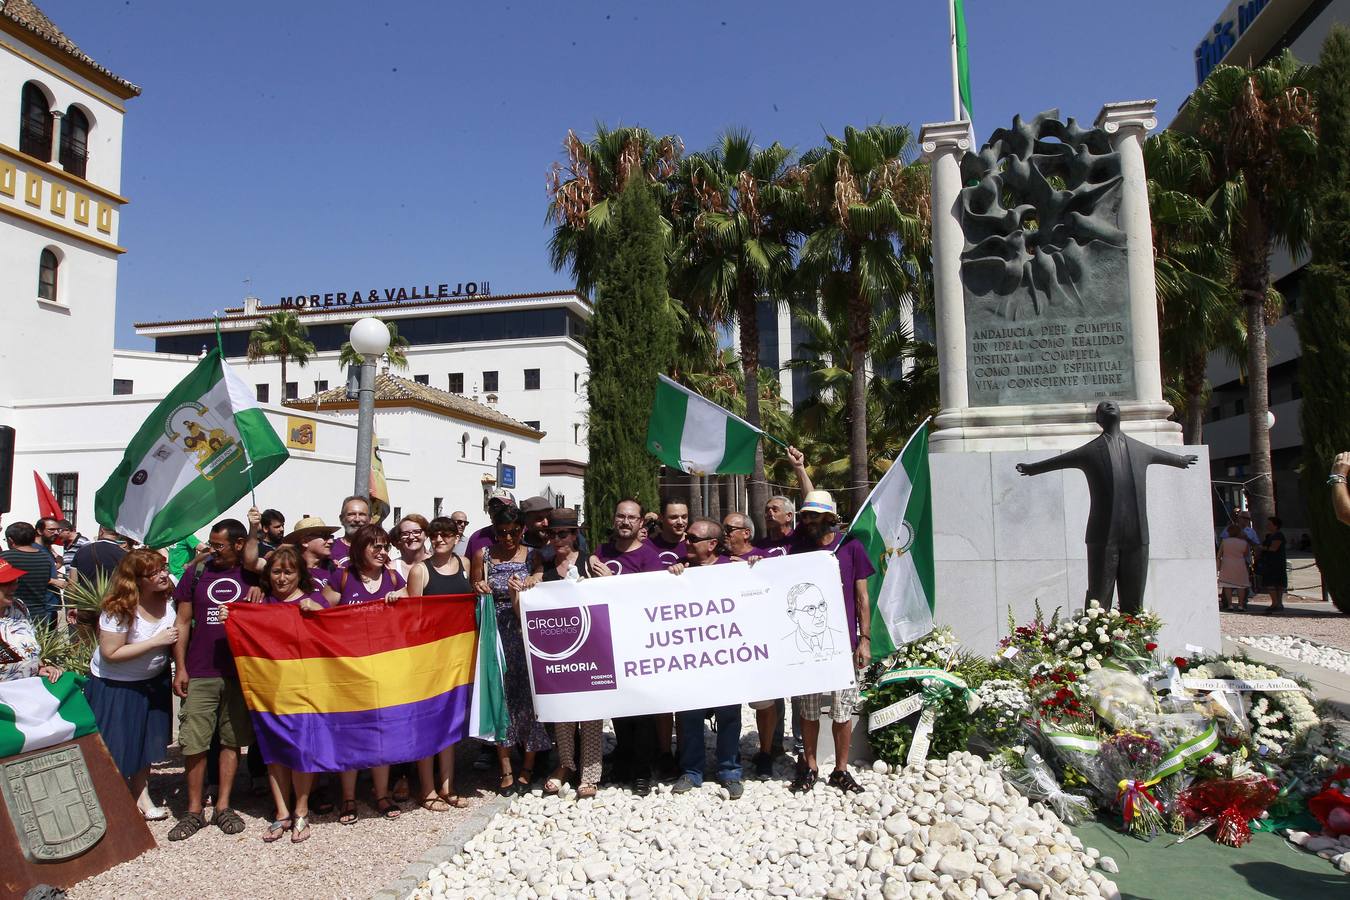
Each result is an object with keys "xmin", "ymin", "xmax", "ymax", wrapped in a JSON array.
[{"xmin": 928, "ymin": 446, "xmax": 1220, "ymax": 656}]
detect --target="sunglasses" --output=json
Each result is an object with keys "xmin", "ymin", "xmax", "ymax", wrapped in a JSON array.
[
  {"xmin": 544, "ymin": 528, "xmax": 578, "ymax": 538},
  {"xmin": 496, "ymin": 527, "xmax": 523, "ymax": 538},
  {"xmin": 687, "ymin": 535, "xmax": 719, "ymax": 545}
]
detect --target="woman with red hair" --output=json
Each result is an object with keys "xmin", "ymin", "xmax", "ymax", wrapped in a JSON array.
[{"xmin": 85, "ymin": 548, "xmax": 180, "ymax": 820}]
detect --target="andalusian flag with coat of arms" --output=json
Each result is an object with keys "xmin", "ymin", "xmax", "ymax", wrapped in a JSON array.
[
  {"xmin": 846, "ymin": 421, "xmax": 935, "ymax": 660},
  {"xmin": 95, "ymin": 349, "xmax": 289, "ymax": 548}
]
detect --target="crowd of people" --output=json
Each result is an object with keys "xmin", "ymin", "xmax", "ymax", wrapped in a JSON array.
[
  {"xmin": 1216, "ymin": 511, "xmax": 1290, "ymax": 613},
  {"xmin": 0, "ymin": 444, "xmax": 882, "ymax": 847}
]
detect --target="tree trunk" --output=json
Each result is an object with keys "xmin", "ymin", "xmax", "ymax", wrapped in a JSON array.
[
  {"xmin": 1238, "ymin": 200, "xmax": 1275, "ymax": 527},
  {"xmin": 708, "ymin": 475, "xmax": 722, "ymax": 522},
  {"xmin": 737, "ymin": 286, "xmax": 768, "ymax": 534},
  {"xmin": 689, "ymin": 472, "xmax": 705, "ymax": 519},
  {"xmin": 1182, "ymin": 352, "xmax": 1207, "ymax": 445},
  {"xmin": 280, "ymin": 355, "xmax": 287, "ymax": 405},
  {"xmin": 847, "ymin": 284, "xmax": 870, "ymax": 515}
]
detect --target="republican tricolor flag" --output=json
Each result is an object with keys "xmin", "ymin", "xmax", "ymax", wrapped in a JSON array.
[{"xmin": 225, "ymin": 595, "xmax": 478, "ymax": 772}]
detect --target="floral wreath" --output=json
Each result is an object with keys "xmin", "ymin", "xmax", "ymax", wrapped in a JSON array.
[{"xmin": 1187, "ymin": 658, "xmax": 1318, "ymax": 759}]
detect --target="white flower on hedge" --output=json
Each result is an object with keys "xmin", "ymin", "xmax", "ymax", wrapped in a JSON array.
[{"xmin": 1070, "ymin": 647, "xmax": 1083, "ymax": 658}]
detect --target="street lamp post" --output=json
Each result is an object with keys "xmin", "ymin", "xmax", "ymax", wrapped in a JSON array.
[{"xmin": 349, "ymin": 317, "xmax": 391, "ymax": 499}]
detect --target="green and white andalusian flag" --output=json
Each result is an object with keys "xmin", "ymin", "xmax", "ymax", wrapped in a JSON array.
[
  {"xmin": 0, "ymin": 674, "xmax": 98, "ymax": 757},
  {"xmin": 646, "ymin": 375, "xmax": 762, "ymax": 475},
  {"xmin": 95, "ymin": 349, "xmax": 288, "ymax": 548},
  {"xmin": 952, "ymin": 0, "xmax": 974, "ymax": 124},
  {"xmin": 847, "ymin": 421, "xmax": 935, "ymax": 661}
]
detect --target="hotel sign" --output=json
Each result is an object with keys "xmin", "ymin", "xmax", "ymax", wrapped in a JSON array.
[
  {"xmin": 279, "ymin": 280, "xmax": 491, "ymax": 309},
  {"xmin": 1195, "ymin": 0, "xmax": 1270, "ymax": 86}
]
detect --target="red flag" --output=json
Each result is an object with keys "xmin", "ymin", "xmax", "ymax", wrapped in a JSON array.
[{"xmin": 34, "ymin": 471, "xmax": 63, "ymax": 520}]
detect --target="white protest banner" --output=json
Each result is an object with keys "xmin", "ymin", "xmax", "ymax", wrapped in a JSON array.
[{"xmin": 518, "ymin": 552, "xmax": 857, "ymax": 721}]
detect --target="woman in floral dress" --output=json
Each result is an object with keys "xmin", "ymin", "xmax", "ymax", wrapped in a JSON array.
[{"xmin": 471, "ymin": 505, "xmax": 551, "ymax": 794}]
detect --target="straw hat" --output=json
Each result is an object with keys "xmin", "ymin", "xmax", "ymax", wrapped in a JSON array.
[{"xmin": 282, "ymin": 516, "xmax": 340, "ymax": 545}]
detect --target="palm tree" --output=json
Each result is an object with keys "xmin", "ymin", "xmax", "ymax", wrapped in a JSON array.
[
  {"xmin": 1145, "ymin": 131, "xmax": 1244, "ymax": 444},
  {"xmin": 782, "ymin": 292, "xmax": 938, "ymax": 501},
  {"xmin": 546, "ymin": 124, "xmax": 683, "ymax": 295},
  {"xmin": 339, "ymin": 320, "xmax": 410, "ymax": 371},
  {"xmin": 669, "ymin": 129, "xmax": 803, "ymax": 524},
  {"xmin": 246, "ymin": 311, "xmax": 316, "ymax": 401},
  {"xmin": 1189, "ymin": 51, "xmax": 1319, "ymax": 525},
  {"xmin": 798, "ymin": 124, "xmax": 930, "ymax": 511}
]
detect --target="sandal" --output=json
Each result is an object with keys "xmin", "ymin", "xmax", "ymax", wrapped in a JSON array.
[
  {"xmin": 338, "ymin": 800, "xmax": 359, "ymax": 826},
  {"xmin": 167, "ymin": 811, "xmax": 208, "ymax": 842},
  {"xmin": 789, "ymin": 768, "xmax": 818, "ymax": 794},
  {"xmin": 826, "ymin": 769, "xmax": 864, "ymax": 794},
  {"xmin": 418, "ymin": 796, "xmax": 451, "ymax": 812},
  {"xmin": 438, "ymin": 791, "xmax": 471, "ymax": 809},
  {"xmin": 291, "ymin": 815, "xmax": 312, "ymax": 843},
  {"xmin": 544, "ymin": 766, "xmax": 575, "ymax": 795},
  {"xmin": 577, "ymin": 784, "xmax": 597, "ymax": 800},
  {"xmin": 212, "ymin": 806, "xmax": 246, "ymax": 835},
  {"xmin": 262, "ymin": 817, "xmax": 292, "ymax": 843},
  {"xmin": 375, "ymin": 796, "xmax": 402, "ymax": 819}
]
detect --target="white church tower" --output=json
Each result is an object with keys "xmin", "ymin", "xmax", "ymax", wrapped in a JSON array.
[{"xmin": 0, "ymin": 0, "xmax": 138, "ymax": 403}]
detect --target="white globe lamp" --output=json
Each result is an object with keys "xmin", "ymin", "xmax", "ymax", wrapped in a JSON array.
[{"xmin": 349, "ymin": 317, "xmax": 391, "ymax": 358}]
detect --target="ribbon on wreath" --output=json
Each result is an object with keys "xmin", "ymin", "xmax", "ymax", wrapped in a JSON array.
[
  {"xmin": 1040, "ymin": 726, "xmax": 1101, "ymax": 756},
  {"xmin": 872, "ymin": 667, "xmax": 978, "ymax": 767},
  {"xmin": 1146, "ymin": 722, "xmax": 1219, "ymax": 782}
]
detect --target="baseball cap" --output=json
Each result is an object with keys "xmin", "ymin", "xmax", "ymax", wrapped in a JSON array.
[
  {"xmin": 799, "ymin": 490, "xmax": 838, "ymax": 517},
  {"xmin": 488, "ymin": 488, "xmax": 517, "ymax": 506},
  {"xmin": 0, "ymin": 559, "xmax": 25, "ymax": 584}
]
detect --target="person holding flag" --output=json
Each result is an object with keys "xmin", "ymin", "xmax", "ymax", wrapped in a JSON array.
[{"xmin": 788, "ymin": 491, "xmax": 873, "ymax": 795}]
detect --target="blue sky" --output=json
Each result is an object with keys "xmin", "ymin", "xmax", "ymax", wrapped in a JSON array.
[{"xmin": 40, "ymin": 0, "xmax": 1224, "ymax": 348}]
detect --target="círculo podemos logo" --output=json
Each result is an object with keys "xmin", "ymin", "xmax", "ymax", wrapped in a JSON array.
[{"xmin": 523, "ymin": 605, "xmax": 617, "ymax": 694}]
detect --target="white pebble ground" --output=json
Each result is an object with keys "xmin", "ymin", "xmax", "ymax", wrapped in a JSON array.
[
  {"xmin": 411, "ymin": 752, "xmax": 1120, "ymax": 900},
  {"xmin": 1236, "ymin": 634, "xmax": 1350, "ymax": 675}
]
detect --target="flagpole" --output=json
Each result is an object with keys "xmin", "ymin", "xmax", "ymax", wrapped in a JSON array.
[
  {"xmin": 948, "ymin": 0, "xmax": 961, "ymax": 121},
  {"xmin": 217, "ymin": 314, "xmax": 259, "ymax": 509}
]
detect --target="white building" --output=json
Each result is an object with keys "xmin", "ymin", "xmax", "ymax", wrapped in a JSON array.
[
  {"xmin": 121, "ymin": 287, "xmax": 592, "ymax": 511},
  {"xmin": 0, "ymin": 1, "xmax": 588, "ymax": 535},
  {"xmin": 0, "ymin": 0, "xmax": 137, "ymax": 402}
]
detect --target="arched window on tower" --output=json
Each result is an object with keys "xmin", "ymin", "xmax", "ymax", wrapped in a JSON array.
[
  {"xmin": 20, "ymin": 83, "xmax": 52, "ymax": 161},
  {"xmin": 38, "ymin": 249, "xmax": 59, "ymax": 302},
  {"xmin": 461, "ymin": 433, "xmax": 469, "ymax": 459},
  {"xmin": 480, "ymin": 437, "xmax": 488, "ymax": 461},
  {"xmin": 59, "ymin": 106, "xmax": 89, "ymax": 179}
]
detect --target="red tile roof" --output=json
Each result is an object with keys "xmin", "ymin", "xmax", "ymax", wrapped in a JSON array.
[{"xmin": 1, "ymin": 0, "xmax": 140, "ymax": 96}]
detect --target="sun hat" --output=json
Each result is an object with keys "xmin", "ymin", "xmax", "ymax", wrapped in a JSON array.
[
  {"xmin": 0, "ymin": 558, "xmax": 25, "ymax": 584},
  {"xmin": 799, "ymin": 490, "xmax": 838, "ymax": 517},
  {"xmin": 549, "ymin": 508, "xmax": 580, "ymax": 529},
  {"xmin": 282, "ymin": 516, "xmax": 340, "ymax": 545}
]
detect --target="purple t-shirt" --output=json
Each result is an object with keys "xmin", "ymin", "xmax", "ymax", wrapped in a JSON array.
[
  {"xmin": 730, "ymin": 546, "xmax": 767, "ymax": 562},
  {"xmin": 647, "ymin": 533, "xmax": 688, "ymax": 568},
  {"xmin": 689, "ymin": 554, "xmax": 736, "ymax": 566},
  {"xmin": 792, "ymin": 533, "xmax": 875, "ymax": 650},
  {"xmin": 265, "ymin": 590, "xmax": 330, "ymax": 609},
  {"xmin": 752, "ymin": 528, "xmax": 797, "ymax": 558},
  {"xmin": 336, "ymin": 567, "xmax": 406, "ymax": 605},
  {"xmin": 309, "ymin": 561, "xmax": 336, "ymax": 590},
  {"xmin": 176, "ymin": 564, "xmax": 255, "ymax": 679},
  {"xmin": 331, "ymin": 537, "xmax": 352, "ymax": 568},
  {"xmin": 594, "ymin": 541, "xmax": 666, "ymax": 576},
  {"xmin": 466, "ymin": 525, "xmax": 496, "ymax": 562}
]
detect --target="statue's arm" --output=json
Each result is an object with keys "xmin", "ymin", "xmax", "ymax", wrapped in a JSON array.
[
  {"xmin": 1150, "ymin": 446, "xmax": 1200, "ymax": 469},
  {"xmin": 1016, "ymin": 447, "xmax": 1082, "ymax": 477}
]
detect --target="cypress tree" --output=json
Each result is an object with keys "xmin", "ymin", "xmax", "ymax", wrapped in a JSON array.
[
  {"xmin": 583, "ymin": 177, "xmax": 675, "ymax": 546},
  {"xmin": 1297, "ymin": 25, "xmax": 1350, "ymax": 612}
]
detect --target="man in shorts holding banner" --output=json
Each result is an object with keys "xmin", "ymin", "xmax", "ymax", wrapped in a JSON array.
[{"xmin": 788, "ymin": 491, "xmax": 872, "ymax": 794}]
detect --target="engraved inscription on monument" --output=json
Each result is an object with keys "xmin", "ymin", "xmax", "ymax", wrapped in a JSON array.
[
  {"xmin": 959, "ymin": 111, "xmax": 1137, "ymax": 406},
  {"xmin": 1, "ymin": 745, "xmax": 107, "ymax": 862}
]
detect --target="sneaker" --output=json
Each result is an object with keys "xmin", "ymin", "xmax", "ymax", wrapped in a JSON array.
[
  {"xmin": 789, "ymin": 768, "xmax": 818, "ymax": 794},
  {"xmin": 827, "ymin": 768, "xmax": 864, "ymax": 794},
  {"xmin": 671, "ymin": 775, "xmax": 698, "ymax": 794},
  {"xmin": 632, "ymin": 777, "xmax": 652, "ymax": 797},
  {"xmin": 723, "ymin": 779, "xmax": 744, "ymax": 800},
  {"xmin": 753, "ymin": 751, "xmax": 773, "ymax": 780}
]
